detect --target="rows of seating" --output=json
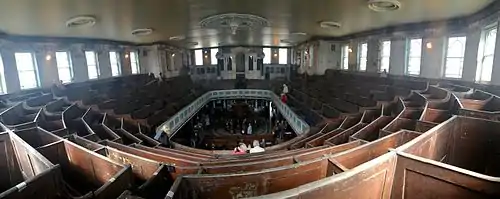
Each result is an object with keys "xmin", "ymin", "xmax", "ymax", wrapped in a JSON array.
[{"xmin": 0, "ymin": 71, "xmax": 499, "ymax": 198}]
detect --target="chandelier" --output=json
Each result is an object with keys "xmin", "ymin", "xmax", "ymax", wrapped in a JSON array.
[{"xmin": 200, "ymin": 13, "xmax": 270, "ymax": 35}]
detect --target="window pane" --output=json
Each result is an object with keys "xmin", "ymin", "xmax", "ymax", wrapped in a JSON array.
[
  {"xmin": 342, "ymin": 45, "xmax": 349, "ymax": 70},
  {"xmin": 15, "ymin": 52, "xmax": 39, "ymax": 89},
  {"xmin": 477, "ymin": 27, "xmax": 497, "ymax": 82},
  {"xmin": 263, "ymin": 48, "xmax": 271, "ymax": 64},
  {"xmin": 211, "ymin": 48, "xmax": 218, "ymax": 65},
  {"xmin": 18, "ymin": 71, "xmax": 37, "ymax": 89},
  {"xmin": 56, "ymin": 52, "xmax": 73, "ymax": 83},
  {"xmin": 481, "ymin": 55, "xmax": 493, "ymax": 82},
  {"xmin": 359, "ymin": 43, "xmax": 367, "ymax": 71},
  {"xmin": 130, "ymin": 51, "xmax": 140, "ymax": 74},
  {"xmin": 109, "ymin": 51, "xmax": 121, "ymax": 76},
  {"xmin": 0, "ymin": 55, "xmax": 6, "ymax": 94},
  {"xmin": 279, "ymin": 48, "xmax": 288, "ymax": 64},
  {"xmin": 195, "ymin": 50, "xmax": 203, "ymax": 65},
  {"xmin": 15, "ymin": 53, "xmax": 35, "ymax": 71},
  {"xmin": 445, "ymin": 36, "xmax": 466, "ymax": 78},
  {"xmin": 85, "ymin": 51, "xmax": 99, "ymax": 79},
  {"xmin": 380, "ymin": 41, "xmax": 391, "ymax": 72},
  {"xmin": 407, "ymin": 38, "xmax": 422, "ymax": 75}
]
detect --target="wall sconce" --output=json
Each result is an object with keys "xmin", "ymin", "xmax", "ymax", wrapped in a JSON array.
[
  {"xmin": 204, "ymin": 55, "xmax": 208, "ymax": 58},
  {"xmin": 273, "ymin": 53, "xmax": 278, "ymax": 57},
  {"xmin": 348, "ymin": 48, "xmax": 353, "ymax": 53},
  {"xmin": 426, "ymin": 42, "xmax": 432, "ymax": 49},
  {"xmin": 172, "ymin": 53, "xmax": 175, "ymax": 57},
  {"xmin": 125, "ymin": 54, "xmax": 129, "ymax": 58},
  {"xmin": 45, "ymin": 54, "xmax": 52, "ymax": 61}
]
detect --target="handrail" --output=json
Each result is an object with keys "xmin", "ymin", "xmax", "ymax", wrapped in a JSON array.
[{"xmin": 154, "ymin": 89, "xmax": 310, "ymax": 140}]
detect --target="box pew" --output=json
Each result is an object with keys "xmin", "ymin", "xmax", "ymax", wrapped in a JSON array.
[
  {"xmin": 390, "ymin": 153, "xmax": 500, "ymax": 199},
  {"xmin": 398, "ymin": 116, "xmax": 500, "ymax": 177},
  {"xmin": 101, "ymin": 140, "xmax": 200, "ymax": 168},
  {"xmin": 305, "ymin": 128, "xmax": 344, "ymax": 148},
  {"xmin": 132, "ymin": 144, "xmax": 209, "ymax": 162},
  {"xmin": 14, "ymin": 128, "xmax": 133, "ymax": 199},
  {"xmin": 82, "ymin": 108, "xmax": 122, "ymax": 142},
  {"xmin": 350, "ymin": 116, "xmax": 394, "ymax": 142},
  {"xmin": 155, "ymin": 146, "xmax": 212, "ymax": 159},
  {"xmin": 333, "ymin": 130, "xmax": 420, "ymax": 170},
  {"xmin": 168, "ymin": 157, "xmax": 331, "ymax": 199},
  {"xmin": 62, "ymin": 103, "xmax": 91, "ymax": 136},
  {"xmin": 22, "ymin": 93, "xmax": 55, "ymax": 113},
  {"xmin": 458, "ymin": 90, "xmax": 493, "ymax": 110},
  {"xmin": 0, "ymin": 131, "xmax": 62, "ymax": 199},
  {"xmin": 324, "ymin": 123, "xmax": 367, "ymax": 146},
  {"xmin": 290, "ymin": 123, "xmax": 336, "ymax": 149},
  {"xmin": 0, "ymin": 102, "xmax": 40, "ymax": 130},
  {"xmin": 103, "ymin": 114, "xmax": 142, "ymax": 145},
  {"xmin": 339, "ymin": 114, "xmax": 362, "ymax": 129}
]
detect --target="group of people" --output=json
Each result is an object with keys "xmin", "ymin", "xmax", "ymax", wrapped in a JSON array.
[{"xmin": 233, "ymin": 140, "xmax": 266, "ymax": 154}]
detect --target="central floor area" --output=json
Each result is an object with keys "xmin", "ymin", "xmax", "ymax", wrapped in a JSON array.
[{"xmin": 172, "ymin": 99, "xmax": 297, "ymax": 150}]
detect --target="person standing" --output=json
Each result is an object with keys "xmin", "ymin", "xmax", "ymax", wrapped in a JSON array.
[
  {"xmin": 247, "ymin": 123, "xmax": 253, "ymax": 135},
  {"xmin": 282, "ymin": 84, "xmax": 289, "ymax": 94}
]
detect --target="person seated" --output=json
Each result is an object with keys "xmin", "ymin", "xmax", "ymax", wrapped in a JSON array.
[
  {"xmin": 249, "ymin": 140, "xmax": 265, "ymax": 153},
  {"xmin": 232, "ymin": 143, "xmax": 248, "ymax": 155},
  {"xmin": 281, "ymin": 93, "xmax": 288, "ymax": 104}
]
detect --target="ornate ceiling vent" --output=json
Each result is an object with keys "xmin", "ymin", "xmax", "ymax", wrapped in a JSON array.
[
  {"xmin": 131, "ymin": 28, "xmax": 153, "ymax": 36},
  {"xmin": 200, "ymin": 13, "xmax": 270, "ymax": 35},
  {"xmin": 368, "ymin": 0, "xmax": 401, "ymax": 12},
  {"xmin": 66, "ymin": 16, "xmax": 96, "ymax": 28}
]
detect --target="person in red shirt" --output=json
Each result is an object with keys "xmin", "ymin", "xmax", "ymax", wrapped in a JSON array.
[
  {"xmin": 232, "ymin": 143, "xmax": 248, "ymax": 155},
  {"xmin": 280, "ymin": 93, "xmax": 288, "ymax": 104}
]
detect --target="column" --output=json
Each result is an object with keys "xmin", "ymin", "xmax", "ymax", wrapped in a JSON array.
[
  {"xmin": 71, "ymin": 49, "xmax": 89, "ymax": 82},
  {"xmin": 366, "ymin": 39, "xmax": 380, "ymax": 73},
  {"xmin": 98, "ymin": 51, "xmax": 112, "ymax": 78},
  {"xmin": 420, "ymin": 36, "xmax": 446, "ymax": 79},
  {"xmin": 2, "ymin": 50, "xmax": 21, "ymax": 93},
  {"xmin": 462, "ymin": 30, "xmax": 481, "ymax": 82},
  {"xmin": 389, "ymin": 38, "xmax": 406, "ymax": 75},
  {"xmin": 348, "ymin": 42, "xmax": 358, "ymax": 71}
]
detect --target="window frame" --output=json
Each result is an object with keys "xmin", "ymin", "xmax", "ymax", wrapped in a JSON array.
[
  {"xmin": 358, "ymin": 42, "xmax": 368, "ymax": 71},
  {"xmin": 444, "ymin": 35, "xmax": 467, "ymax": 79},
  {"xmin": 210, "ymin": 48, "xmax": 218, "ymax": 65},
  {"xmin": 85, "ymin": 51, "xmax": 100, "ymax": 79},
  {"xmin": 263, "ymin": 48, "xmax": 271, "ymax": 64},
  {"xmin": 476, "ymin": 26, "xmax": 497, "ymax": 83},
  {"xmin": 341, "ymin": 45, "xmax": 349, "ymax": 70},
  {"xmin": 0, "ymin": 54, "xmax": 7, "ymax": 94},
  {"xmin": 379, "ymin": 40, "xmax": 391, "ymax": 73},
  {"xmin": 14, "ymin": 52, "xmax": 40, "ymax": 90},
  {"xmin": 109, "ymin": 51, "xmax": 122, "ymax": 77},
  {"xmin": 55, "ymin": 51, "xmax": 74, "ymax": 83},
  {"xmin": 195, "ymin": 49, "xmax": 203, "ymax": 66},
  {"xmin": 278, "ymin": 48, "xmax": 288, "ymax": 64},
  {"xmin": 406, "ymin": 37, "xmax": 423, "ymax": 76},
  {"xmin": 130, "ymin": 51, "xmax": 140, "ymax": 74}
]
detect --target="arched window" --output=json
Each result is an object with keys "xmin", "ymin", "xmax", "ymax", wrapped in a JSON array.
[{"xmin": 444, "ymin": 36, "xmax": 467, "ymax": 78}]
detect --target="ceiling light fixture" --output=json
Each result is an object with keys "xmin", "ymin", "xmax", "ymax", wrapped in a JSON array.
[
  {"xmin": 169, "ymin": 35, "xmax": 186, "ymax": 41},
  {"xmin": 426, "ymin": 42, "xmax": 433, "ymax": 49},
  {"xmin": 319, "ymin": 21, "xmax": 342, "ymax": 29},
  {"xmin": 66, "ymin": 15, "xmax": 96, "ymax": 28},
  {"xmin": 131, "ymin": 28, "xmax": 154, "ymax": 36},
  {"xmin": 200, "ymin": 13, "xmax": 270, "ymax": 35},
  {"xmin": 368, "ymin": 0, "xmax": 401, "ymax": 12},
  {"xmin": 290, "ymin": 32, "xmax": 307, "ymax": 36}
]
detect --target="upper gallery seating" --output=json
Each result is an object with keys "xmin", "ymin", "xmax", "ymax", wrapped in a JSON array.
[{"xmin": 0, "ymin": 71, "xmax": 499, "ymax": 199}]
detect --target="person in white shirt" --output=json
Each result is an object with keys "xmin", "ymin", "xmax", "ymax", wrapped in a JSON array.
[
  {"xmin": 282, "ymin": 84, "xmax": 289, "ymax": 94},
  {"xmin": 247, "ymin": 123, "xmax": 252, "ymax": 135},
  {"xmin": 249, "ymin": 140, "xmax": 265, "ymax": 153}
]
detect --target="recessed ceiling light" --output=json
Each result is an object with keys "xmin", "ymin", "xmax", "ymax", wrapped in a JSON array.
[
  {"xmin": 131, "ymin": 28, "xmax": 154, "ymax": 36},
  {"xmin": 319, "ymin": 21, "xmax": 341, "ymax": 29},
  {"xmin": 66, "ymin": 15, "xmax": 96, "ymax": 28},
  {"xmin": 368, "ymin": 0, "xmax": 401, "ymax": 12},
  {"xmin": 169, "ymin": 35, "xmax": 186, "ymax": 41}
]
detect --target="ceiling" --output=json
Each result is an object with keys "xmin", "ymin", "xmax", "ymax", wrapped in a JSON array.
[{"xmin": 0, "ymin": 0, "xmax": 494, "ymax": 48}]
